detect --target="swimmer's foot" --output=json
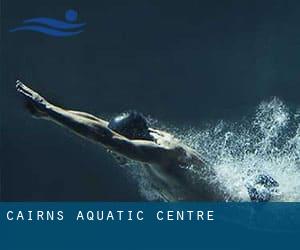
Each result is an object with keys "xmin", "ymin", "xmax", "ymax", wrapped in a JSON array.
[{"xmin": 16, "ymin": 80, "xmax": 49, "ymax": 118}]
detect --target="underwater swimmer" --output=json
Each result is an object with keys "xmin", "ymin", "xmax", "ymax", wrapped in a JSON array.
[{"xmin": 16, "ymin": 81, "xmax": 277, "ymax": 201}]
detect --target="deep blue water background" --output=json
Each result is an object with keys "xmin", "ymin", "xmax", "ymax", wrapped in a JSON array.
[{"xmin": 2, "ymin": 0, "xmax": 300, "ymax": 201}]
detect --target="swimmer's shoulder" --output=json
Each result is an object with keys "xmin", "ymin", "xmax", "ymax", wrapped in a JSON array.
[{"xmin": 167, "ymin": 143, "xmax": 206, "ymax": 167}]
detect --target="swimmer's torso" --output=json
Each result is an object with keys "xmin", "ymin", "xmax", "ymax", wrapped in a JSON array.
[
  {"xmin": 144, "ymin": 129, "xmax": 225, "ymax": 201},
  {"xmin": 145, "ymin": 160, "xmax": 224, "ymax": 201}
]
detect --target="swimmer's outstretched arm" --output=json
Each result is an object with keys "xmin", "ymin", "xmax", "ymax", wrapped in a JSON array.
[{"xmin": 16, "ymin": 81, "xmax": 176, "ymax": 165}]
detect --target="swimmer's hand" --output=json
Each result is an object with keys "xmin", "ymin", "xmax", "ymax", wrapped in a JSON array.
[{"xmin": 16, "ymin": 80, "xmax": 49, "ymax": 118}]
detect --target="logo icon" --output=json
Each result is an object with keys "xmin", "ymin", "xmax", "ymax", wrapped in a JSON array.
[{"xmin": 9, "ymin": 9, "xmax": 86, "ymax": 37}]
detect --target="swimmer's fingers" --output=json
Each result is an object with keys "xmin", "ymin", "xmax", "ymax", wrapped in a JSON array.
[
  {"xmin": 149, "ymin": 131, "xmax": 157, "ymax": 138},
  {"xmin": 148, "ymin": 128, "xmax": 160, "ymax": 134},
  {"xmin": 149, "ymin": 128, "xmax": 166, "ymax": 138},
  {"xmin": 16, "ymin": 80, "xmax": 46, "ymax": 104},
  {"xmin": 16, "ymin": 80, "xmax": 49, "ymax": 114},
  {"xmin": 149, "ymin": 128, "xmax": 167, "ymax": 135},
  {"xmin": 16, "ymin": 80, "xmax": 36, "ymax": 99},
  {"xmin": 16, "ymin": 80, "xmax": 41, "ymax": 100},
  {"xmin": 149, "ymin": 128, "xmax": 173, "ymax": 138}
]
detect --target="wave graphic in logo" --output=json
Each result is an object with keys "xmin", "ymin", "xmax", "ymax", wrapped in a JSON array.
[{"xmin": 9, "ymin": 9, "xmax": 85, "ymax": 37}]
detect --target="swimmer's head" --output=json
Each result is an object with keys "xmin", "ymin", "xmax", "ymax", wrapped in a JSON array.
[{"xmin": 108, "ymin": 111, "xmax": 153, "ymax": 141}]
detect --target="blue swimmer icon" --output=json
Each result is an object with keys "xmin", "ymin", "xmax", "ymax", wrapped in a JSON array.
[{"xmin": 9, "ymin": 9, "xmax": 86, "ymax": 37}]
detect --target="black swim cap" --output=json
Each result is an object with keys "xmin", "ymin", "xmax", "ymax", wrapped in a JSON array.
[{"xmin": 108, "ymin": 111, "xmax": 153, "ymax": 141}]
